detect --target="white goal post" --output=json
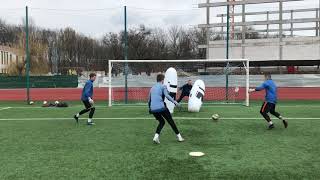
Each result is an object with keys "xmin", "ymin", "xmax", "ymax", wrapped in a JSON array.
[{"xmin": 108, "ymin": 59, "xmax": 250, "ymax": 107}]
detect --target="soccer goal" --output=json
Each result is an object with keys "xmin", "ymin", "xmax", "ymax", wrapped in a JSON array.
[{"xmin": 108, "ymin": 59, "xmax": 250, "ymax": 107}]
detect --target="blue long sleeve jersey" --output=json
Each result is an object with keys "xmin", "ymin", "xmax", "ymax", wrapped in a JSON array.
[
  {"xmin": 149, "ymin": 83, "xmax": 176, "ymax": 113},
  {"xmin": 81, "ymin": 80, "xmax": 94, "ymax": 101},
  {"xmin": 255, "ymin": 79, "xmax": 278, "ymax": 104}
]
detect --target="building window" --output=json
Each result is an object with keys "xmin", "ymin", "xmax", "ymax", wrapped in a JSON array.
[{"xmin": 6, "ymin": 52, "xmax": 8, "ymax": 64}]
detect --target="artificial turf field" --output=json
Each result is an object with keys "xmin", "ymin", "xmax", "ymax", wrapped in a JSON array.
[{"xmin": 0, "ymin": 101, "xmax": 320, "ymax": 180}]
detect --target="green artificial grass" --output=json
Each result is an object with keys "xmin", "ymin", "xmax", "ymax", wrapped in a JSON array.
[{"xmin": 0, "ymin": 101, "xmax": 319, "ymax": 180}]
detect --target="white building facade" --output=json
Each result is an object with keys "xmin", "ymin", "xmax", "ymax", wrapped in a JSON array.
[{"xmin": 0, "ymin": 45, "xmax": 24, "ymax": 74}]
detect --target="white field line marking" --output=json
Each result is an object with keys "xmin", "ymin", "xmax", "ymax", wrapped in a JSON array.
[
  {"xmin": 0, "ymin": 117, "xmax": 320, "ymax": 121},
  {"xmin": 0, "ymin": 107, "xmax": 12, "ymax": 111},
  {"xmin": 2, "ymin": 105, "xmax": 320, "ymax": 109},
  {"xmin": 110, "ymin": 104, "xmax": 320, "ymax": 108}
]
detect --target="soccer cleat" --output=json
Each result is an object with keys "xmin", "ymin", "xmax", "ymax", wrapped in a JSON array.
[
  {"xmin": 268, "ymin": 124, "xmax": 275, "ymax": 130},
  {"xmin": 177, "ymin": 134, "xmax": 185, "ymax": 142},
  {"xmin": 73, "ymin": 115, "xmax": 79, "ymax": 123},
  {"xmin": 283, "ymin": 120, "xmax": 288, "ymax": 128},
  {"xmin": 153, "ymin": 137, "xmax": 160, "ymax": 144},
  {"xmin": 87, "ymin": 122, "xmax": 95, "ymax": 125}
]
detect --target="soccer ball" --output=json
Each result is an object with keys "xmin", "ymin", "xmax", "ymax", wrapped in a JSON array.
[
  {"xmin": 43, "ymin": 101, "xmax": 48, "ymax": 105},
  {"xmin": 211, "ymin": 114, "xmax": 220, "ymax": 121},
  {"xmin": 55, "ymin": 101, "xmax": 59, "ymax": 105},
  {"xmin": 29, "ymin": 101, "xmax": 34, "ymax": 105},
  {"xmin": 234, "ymin": 87, "xmax": 239, "ymax": 93}
]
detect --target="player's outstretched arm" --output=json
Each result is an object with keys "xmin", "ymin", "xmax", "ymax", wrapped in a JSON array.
[
  {"xmin": 163, "ymin": 87, "xmax": 180, "ymax": 107},
  {"xmin": 252, "ymin": 82, "xmax": 268, "ymax": 92},
  {"xmin": 249, "ymin": 81, "xmax": 268, "ymax": 93}
]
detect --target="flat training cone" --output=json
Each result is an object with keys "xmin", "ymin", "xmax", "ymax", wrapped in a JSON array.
[{"xmin": 189, "ymin": 152, "xmax": 205, "ymax": 157}]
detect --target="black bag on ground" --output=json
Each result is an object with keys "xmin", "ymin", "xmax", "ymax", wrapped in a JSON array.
[{"xmin": 56, "ymin": 102, "xmax": 68, "ymax": 107}]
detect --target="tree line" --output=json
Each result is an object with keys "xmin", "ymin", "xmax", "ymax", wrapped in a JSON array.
[
  {"xmin": 0, "ymin": 19, "xmax": 208, "ymax": 75},
  {"xmin": 0, "ymin": 18, "xmax": 270, "ymax": 76}
]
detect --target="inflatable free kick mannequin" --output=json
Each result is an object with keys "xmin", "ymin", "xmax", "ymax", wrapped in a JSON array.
[
  {"xmin": 188, "ymin": 80, "xmax": 205, "ymax": 112},
  {"xmin": 164, "ymin": 67, "xmax": 178, "ymax": 114}
]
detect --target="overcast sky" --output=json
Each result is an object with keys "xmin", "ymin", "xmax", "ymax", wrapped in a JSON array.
[{"xmin": 0, "ymin": 0, "xmax": 319, "ymax": 38}]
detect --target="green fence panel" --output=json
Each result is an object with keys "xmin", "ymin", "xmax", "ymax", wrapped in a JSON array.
[{"xmin": 0, "ymin": 75, "xmax": 78, "ymax": 88}]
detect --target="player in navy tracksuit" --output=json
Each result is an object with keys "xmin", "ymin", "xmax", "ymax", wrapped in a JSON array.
[
  {"xmin": 177, "ymin": 80, "xmax": 193, "ymax": 103},
  {"xmin": 149, "ymin": 74, "xmax": 184, "ymax": 144},
  {"xmin": 249, "ymin": 73, "xmax": 288, "ymax": 129},
  {"xmin": 74, "ymin": 73, "xmax": 96, "ymax": 125}
]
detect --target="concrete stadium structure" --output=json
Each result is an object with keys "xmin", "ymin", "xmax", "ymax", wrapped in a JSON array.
[
  {"xmin": 205, "ymin": 36, "xmax": 320, "ymax": 61},
  {"xmin": 198, "ymin": 0, "xmax": 320, "ymax": 64}
]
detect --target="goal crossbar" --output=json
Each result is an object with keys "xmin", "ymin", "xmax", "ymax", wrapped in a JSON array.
[{"xmin": 109, "ymin": 59, "xmax": 249, "ymax": 63}]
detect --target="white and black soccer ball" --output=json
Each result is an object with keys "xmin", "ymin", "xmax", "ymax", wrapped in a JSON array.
[
  {"xmin": 43, "ymin": 101, "xmax": 48, "ymax": 105},
  {"xmin": 55, "ymin": 101, "xmax": 59, "ymax": 105},
  {"xmin": 211, "ymin": 114, "xmax": 220, "ymax": 121},
  {"xmin": 29, "ymin": 101, "xmax": 34, "ymax": 105}
]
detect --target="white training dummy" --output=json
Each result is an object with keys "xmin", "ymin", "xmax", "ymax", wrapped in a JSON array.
[
  {"xmin": 164, "ymin": 67, "xmax": 178, "ymax": 114},
  {"xmin": 188, "ymin": 80, "xmax": 205, "ymax": 112}
]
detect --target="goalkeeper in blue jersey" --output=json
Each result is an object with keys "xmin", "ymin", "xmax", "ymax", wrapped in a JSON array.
[
  {"xmin": 148, "ymin": 74, "xmax": 184, "ymax": 144},
  {"xmin": 249, "ymin": 73, "xmax": 288, "ymax": 130}
]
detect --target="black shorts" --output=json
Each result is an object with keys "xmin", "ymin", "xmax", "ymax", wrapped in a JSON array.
[
  {"xmin": 152, "ymin": 108, "xmax": 171, "ymax": 118},
  {"xmin": 260, "ymin": 102, "xmax": 276, "ymax": 113},
  {"xmin": 180, "ymin": 93, "xmax": 189, "ymax": 97},
  {"xmin": 82, "ymin": 100, "xmax": 92, "ymax": 109}
]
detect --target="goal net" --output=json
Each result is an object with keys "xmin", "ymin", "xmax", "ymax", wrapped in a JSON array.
[{"xmin": 108, "ymin": 59, "xmax": 249, "ymax": 107}]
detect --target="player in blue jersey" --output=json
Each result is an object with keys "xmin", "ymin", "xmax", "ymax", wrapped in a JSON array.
[
  {"xmin": 249, "ymin": 73, "xmax": 288, "ymax": 129},
  {"xmin": 74, "ymin": 73, "xmax": 96, "ymax": 125},
  {"xmin": 149, "ymin": 74, "xmax": 184, "ymax": 144}
]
